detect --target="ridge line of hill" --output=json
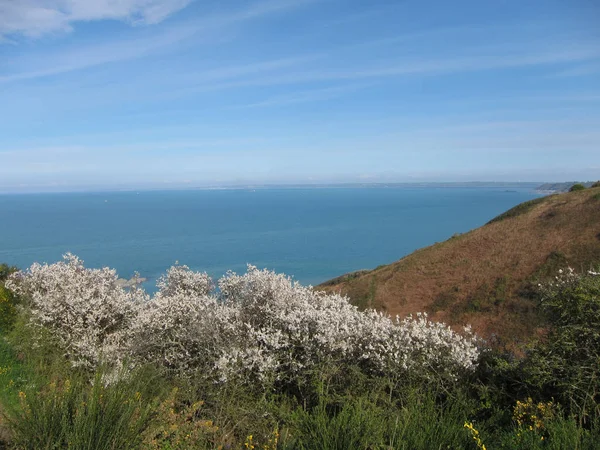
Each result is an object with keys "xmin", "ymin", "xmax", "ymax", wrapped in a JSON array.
[{"xmin": 317, "ymin": 185, "xmax": 600, "ymax": 344}]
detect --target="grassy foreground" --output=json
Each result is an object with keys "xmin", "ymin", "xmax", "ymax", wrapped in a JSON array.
[{"xmin": 1, "ymin": 259, "xmax": 600, "ymax": 448}]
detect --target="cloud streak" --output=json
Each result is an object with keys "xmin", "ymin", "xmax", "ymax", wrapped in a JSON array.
[
  {"xmin": 0, "ymin": 0, "xmax": 319, "ymax": 82},
  {"xmin": 0, "ymin": 0, "xmax": 194, "ymax": 38}
]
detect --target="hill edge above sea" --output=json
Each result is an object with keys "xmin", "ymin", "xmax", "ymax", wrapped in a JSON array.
[{"xmin": 317, "ymin": 185, "xmax": 600, "ymax": 345}]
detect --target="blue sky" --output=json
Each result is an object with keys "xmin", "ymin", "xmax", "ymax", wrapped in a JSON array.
[{"xmin": 1, "ymin": 0, "xmax": 599, "ymax": 192}]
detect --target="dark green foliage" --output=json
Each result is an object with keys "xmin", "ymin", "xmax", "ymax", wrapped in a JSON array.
[
  {"xmin": 592, "ymin": 181, "xmax": 600, "ymax": 188},
  {"xmin": 286, "ymin": 398, "xmax": 387, "ymax": 449},
  {"xmin": 283, "ymin": 391, "xmax": 474, "ymax": 450},
  {"xmin": 4, "ymin": 370, "xmax": 156, "ymax": 450},
  {"xmin": 0, "ymin": 285, "xmax": 18, "ymax": 333},
  {"xmin": 570, "ymin": 183, "xmax": 586, "ymax": 192},
  {"xmin": 473, "ymin": 269, "xmax": 600, "ymax": 425},
  {"xmin": 0, "ymin": 264, "xmax": 19, "ymax": 334},
  {"xmin": 0, "ymin": 264, "xmax": 17, "ymax": 282},
  {"xmin": 496, "ymin": 416, "xmax": 600, "ymax": 450},
  {"xmin": 487, "ymin": 196, "xmax": 548, "ymax": 224},
  {"xmin": 522, "ymin": 271, "xmax": 600, "ymax": 422}
]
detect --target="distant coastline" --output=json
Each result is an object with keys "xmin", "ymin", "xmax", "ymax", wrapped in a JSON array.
[
  {"xmin": 535, "ymin": 181, "xmax": 596, "ymax": 194},
  {"xmin": 0, "ymin": 181, "xmax": 544, "ymax": 195}
]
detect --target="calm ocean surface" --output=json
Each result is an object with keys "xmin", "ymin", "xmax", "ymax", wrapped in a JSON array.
[{"xmin": 0, "ymin": 187, "xmax": 541, "ymax": 291}]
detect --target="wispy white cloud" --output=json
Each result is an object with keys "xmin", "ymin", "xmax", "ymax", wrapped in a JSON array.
[
  {"xmin": 148, "ymin": 42, "xmax": 600, "ymax": 102},
  {"xmin": 0, "ymin": 0, "xmax": 319, "ymax": 82},
  {"xmin": 0, "ymin": 26, "xmax": 195, "ymax": 82},
  {"xmin": 0, "ymin": 0, "xmax": 194, "ymax": 38},
  {"xmin": 174, "ymin": 55, "xmax": 323, "ymax": 84}
]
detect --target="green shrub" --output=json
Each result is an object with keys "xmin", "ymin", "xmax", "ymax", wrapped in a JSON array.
[
  {"xmin": 4, "ymin": 368, "xmax": 156, "ymax": 450},
  {"xmin": 390, "ymin": 391, "xmax": 475, "ymax": 449},
  {"xmin": 521, "ymin": 269, "xmax": 600, "ymax": 421},
  {"xmin": 141, "ymin": 388, "xmax": 220, "ymax": 450},
  {"xmin": 0, "ymin": 264, "xmax": 17, "ymax": 282},
  {"xmin": 286, "ymin": 398, "xmax": 387, "ymax": 449},
  {"xmin": 0, "ymin": 264, "xmax": 19, "ymax": 334},
  {"xmin": 284, "ymin": 390, "xmax": 475, "ymax": 450},
  {"xmin": 0, "ymin": 285, "xmax": 18, "ymax": 333},
  {"xmin": 591, "ymin": 181, "xmax": 600, "ymax": 188},
  {"xmin": 569, "ymin": 183, "xmax": 586, "ymax": 192},
  {"xmin": 498, "ymin": 410, "xmax": 599, "ymax": 450}
]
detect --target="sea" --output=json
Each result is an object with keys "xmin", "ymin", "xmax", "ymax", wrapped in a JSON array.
[{"xmin": 0, "ymin": 186, "xmax": 542, "ymax": 292}]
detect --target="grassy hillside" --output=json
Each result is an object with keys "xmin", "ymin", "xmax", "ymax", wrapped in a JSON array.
[{"xmin": 318, "ymin": 186, "xmax": 600, "ymax": 344}]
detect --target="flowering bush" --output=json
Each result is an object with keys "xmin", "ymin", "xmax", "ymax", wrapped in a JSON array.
[
  {"xmin": 130, "ymin": 289, "xmax": 235, "ymax": 377},
  {"xmin": 7, "ymin": 256, "xmax": 480, "ymax": 385},
  {"xmin": 6, "ymin": 254, "xmax": 146, "ymax": 369}
]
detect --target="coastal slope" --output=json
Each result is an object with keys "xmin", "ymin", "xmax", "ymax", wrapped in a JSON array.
[{"xmin": 318, "ymin": 186, "xmax": 600, "ymax": 343}]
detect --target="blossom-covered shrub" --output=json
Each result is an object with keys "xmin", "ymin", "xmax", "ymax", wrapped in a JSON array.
[
  {"xmin": 216, "ymin": 266, "xmax": 479, "ymax": 384},
  {"xmin": 7, "ymin": 256, "xmax": 480, "ymax": 385},
  {"xmin": 6, "ymin": 254, "xmax": 146, "ymax": 369},
  {"xmin": 156, "ymin": 264, "xmax": 213, "ymax": 297},
  {"xmin": 130, "ymin": 290, "xmax": 236, "ymax": 377}
]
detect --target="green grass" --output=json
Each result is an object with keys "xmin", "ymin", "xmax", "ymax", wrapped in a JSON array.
[
  {"xmin": 4, "ymin": 371, "xmax": 155, "ymax": 450},
  {"xmin": 0, "ymin": 337, "xmax": 30, "ymax": 411}
]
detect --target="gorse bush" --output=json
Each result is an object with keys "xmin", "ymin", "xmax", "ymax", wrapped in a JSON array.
[
  {"xmin": 7, "ymin": 254, "xmax": 480, "ymax": 389},
  {"xmin": 523, "ymin": 267, "xmax": 600, "ymax": 421},
  {"xmin": 0, "ymin": 285, "xmax": 18, "ymax": 333},
  {"xmin": 0, "ymin": 264, "xmax": 19, "ymax": 333},
  {"xmin": 569, "ymin": 183, "xmax": 586, "ymax": 192},
  {"xmin": 472, "ymin": 267, "xmax": 600, "ymax": 427},
  {"xmin": 5, "ymin": 369, "xmax": 154, "ymax": 450}
]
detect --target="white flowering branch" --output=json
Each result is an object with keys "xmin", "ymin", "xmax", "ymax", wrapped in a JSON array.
[{"xmin": 8, "ymin": 256, "xmax": 480, "ymax": 384}]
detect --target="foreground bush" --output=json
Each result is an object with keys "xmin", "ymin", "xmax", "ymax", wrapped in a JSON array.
[
  {"xmin": 3, "ymin": 258, "xmax": 600, "ymax": 448},
  {"xmin": 569, "ymin": 183, "xmax": 586, "ymax": 192},
  {"xmin": 473, "ymin": 266, "xmax": 600, "ymax": 428},
  {"xmin": 0, "ymin": 264, "xmax": 18, "ymax": 333},
  {"xmin": 3, "ymin": 369, "xmax": 154, "ymax": 450},
  {"xmin": 8, "ymin": 255, "xmax": 480, "ymax": 389},
  {"xmin": 524, "ymin": 267, "xmax": 600, "ymax": 421},
  {"xmin": 6, "ymin": 254, "xmax": 145, "ymax": 370}
]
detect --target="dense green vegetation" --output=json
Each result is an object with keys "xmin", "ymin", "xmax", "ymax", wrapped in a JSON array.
[{"xmin": 1, "ymin": 262, "xmax": 600, "ymax": 448}]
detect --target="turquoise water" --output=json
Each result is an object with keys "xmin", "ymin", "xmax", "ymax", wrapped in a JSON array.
[{"xmin": 0, "ymin": 187, "xmax": 541, "ymax": 291}]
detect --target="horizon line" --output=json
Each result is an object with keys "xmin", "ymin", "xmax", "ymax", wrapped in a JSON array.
[{"xmin": 0, "ymin": 180, "xmax": 585, "ymax": 195}]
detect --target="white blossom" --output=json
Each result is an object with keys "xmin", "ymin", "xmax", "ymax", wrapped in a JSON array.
[
  {"xmin": 8, "ymin": 256, "xmax": 480, "ymax": 384},
  {"xmin": 7, "ymin": 253, "xmax": 146, "ymax": 369}
]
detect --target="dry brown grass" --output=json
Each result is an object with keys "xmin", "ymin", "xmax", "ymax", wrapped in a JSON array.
[{"xmin": 318, "ymin": 187, "xmax": 600, "ymax": 344}]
